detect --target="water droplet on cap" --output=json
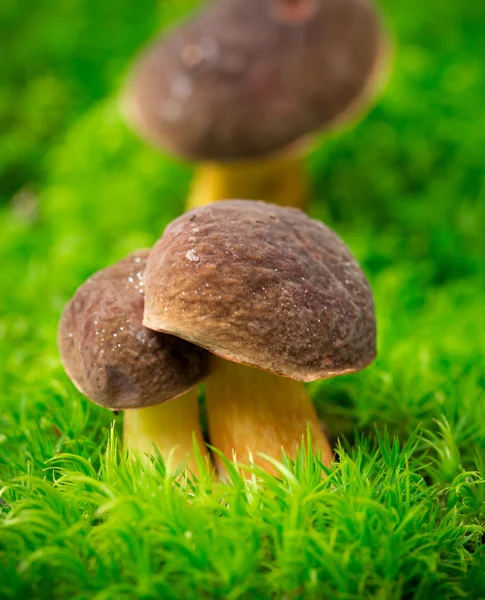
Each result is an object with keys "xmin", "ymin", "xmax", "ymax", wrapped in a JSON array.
[
  {"xmin": 171, "ymin": 73, "xmax": 193, "ymax": 100},
  {"xmin": 186, "ymin": 249, "xmax": 200, "ymax": 263}
]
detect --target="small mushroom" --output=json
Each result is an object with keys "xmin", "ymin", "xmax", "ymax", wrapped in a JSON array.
[
  {"xmin": 143, "ymin": 201, "xmax": 376, "ymax": 474},
  {"xmin": 123, "ymin": 0, "xmax": 389, "ymax": 211},
  {"xmin": 58, "ymin": 250, "xmax": 211, "ymax": 472}
]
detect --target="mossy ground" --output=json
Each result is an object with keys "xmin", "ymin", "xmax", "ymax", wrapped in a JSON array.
[{"xmin": 1, "ymin": 0, "xmax": 484, "ymax": 598}]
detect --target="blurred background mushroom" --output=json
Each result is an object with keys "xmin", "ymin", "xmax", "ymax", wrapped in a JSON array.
[
  {"xmin": 143, "ymin": 200, "xmax": 376, "ymax": 475},
  {"xmin": 58, "ymin": 250, "xmax": 211, "ymax": 472},
  {"xmin": 123, "ymin": 0, "xmax": 390, "ymax": 211}
]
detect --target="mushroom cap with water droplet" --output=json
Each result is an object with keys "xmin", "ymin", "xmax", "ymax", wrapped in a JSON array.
[
  {"xmin": 123, "ymin": 0, "xmax": 388, "ymax": 161},
  {"xmin": 58, "ymin": 250, "xmax": 210, "ymax": 410},
  {"xmin": 143, "ymin": 201, "xmax": 376, "ymax": 381}
]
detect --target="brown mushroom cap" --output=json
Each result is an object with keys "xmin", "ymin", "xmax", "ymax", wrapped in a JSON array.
[
  {"xmin": 143, "ymin": 201, "xmax": 376, "ymax": 381},
  {"xmin": 58, "ymin": 250, "xmax": 210, "ymax": 410},
  {"xmin": 124, "ymin": 0, "xmax": 387, "ymax": 162}
]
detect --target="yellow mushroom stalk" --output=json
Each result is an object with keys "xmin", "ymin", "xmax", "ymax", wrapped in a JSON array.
[
  {"xmin": 123, "ymin": 389, "xmax": 206, "ymax": 472},
  {"xmin": 187, "ymin": 153, "xmax": 310, "ymax": 211},
  {"xmin": 204, "ymin": 358, "xmax": 333, "ymax": 475}
]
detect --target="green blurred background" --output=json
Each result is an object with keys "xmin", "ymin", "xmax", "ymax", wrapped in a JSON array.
[
  {"xmin": 1, "ymin": 0, "xmax": 485, "ymax": 597},
  {"xmin": 0, "ymin": 0, "xmax": 195, "ymax": 205}
]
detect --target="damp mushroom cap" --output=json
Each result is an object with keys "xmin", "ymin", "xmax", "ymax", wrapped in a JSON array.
[
  {"xmin": 124, "ymin": 0, "xmax": 388, "ymax": 162},
  {"xmin": 143, "ymin": 200, "xmax": 376, "ymax": 382},
  {"xmin": 58, "ymin": 250, "xmax": 210, "ymax": 410}
]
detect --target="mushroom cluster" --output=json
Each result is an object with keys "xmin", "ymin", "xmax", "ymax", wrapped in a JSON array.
[
  {"xmin": 123, "ymin": 0, "xmax": 389, "ymax": 210},
  {"xmin": 59, "ymin": 201, "xmax": 376, "ymax": 475}
]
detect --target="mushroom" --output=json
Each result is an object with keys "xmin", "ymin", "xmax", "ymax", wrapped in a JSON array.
[
  {"xmin": 143, "ymin": 201, "xmax": 376, "ymax": 474},
  {"xmin": 58, "ymin": 250, "xmax": 211, "ymax": 472},
  {"xmin": 123, "ymin": 0, "xmax": 389, "ymax": 211}
]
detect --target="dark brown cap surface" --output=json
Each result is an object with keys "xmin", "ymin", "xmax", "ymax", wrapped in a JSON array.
[
  {"xmin": 58, "ymin": 250, "xmax": 209, "ymax": 410},
  {"xmin": 144, "ymin": 201, "xmax": 376, "ymax": 381},
  {"xmin": 124, "ymin": 0, "xmax": 386, "ymax": 161}
]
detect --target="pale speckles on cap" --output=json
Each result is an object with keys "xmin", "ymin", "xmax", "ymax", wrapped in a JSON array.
[
  {"xmin": 135, "ymin": 329, "xmax": 146, "ymax": 345},
  {"xmin": 181, "ymin": 36, "xmax": 220, "ymax": 67},
  {"xmin": 160, "ymin": 100, "xmax": 183, "ymax": 123},
  {"xmin": 199, "ymin": 36, "xmax": 220, "ymax": 61},
  {"xmin": 170, "ymin": 73, "xmax": 193, "ymax": 100},
  {"xmin": 186, "ymin": 249, "xmax": 200, "ymax": 263},
  {"xmin": 188, "ymin": 228, "xmax": 200, "ymax": 242},
  {"xmin": 181, "ymin": 44, "xmax": 204, "ymax": 67}
]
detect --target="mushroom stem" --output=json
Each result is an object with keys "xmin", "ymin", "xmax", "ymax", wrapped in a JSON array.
[
  {"xmin": 186, "ymin": 153, "xmax": 309, "ymax": 211},
  {"xmin": 123, "ymin": 388, "xmax": 207, "ymax": 472},
  {"xmin": 204, "ymin": 357, "xmax": 333, "ymax": 476}
]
